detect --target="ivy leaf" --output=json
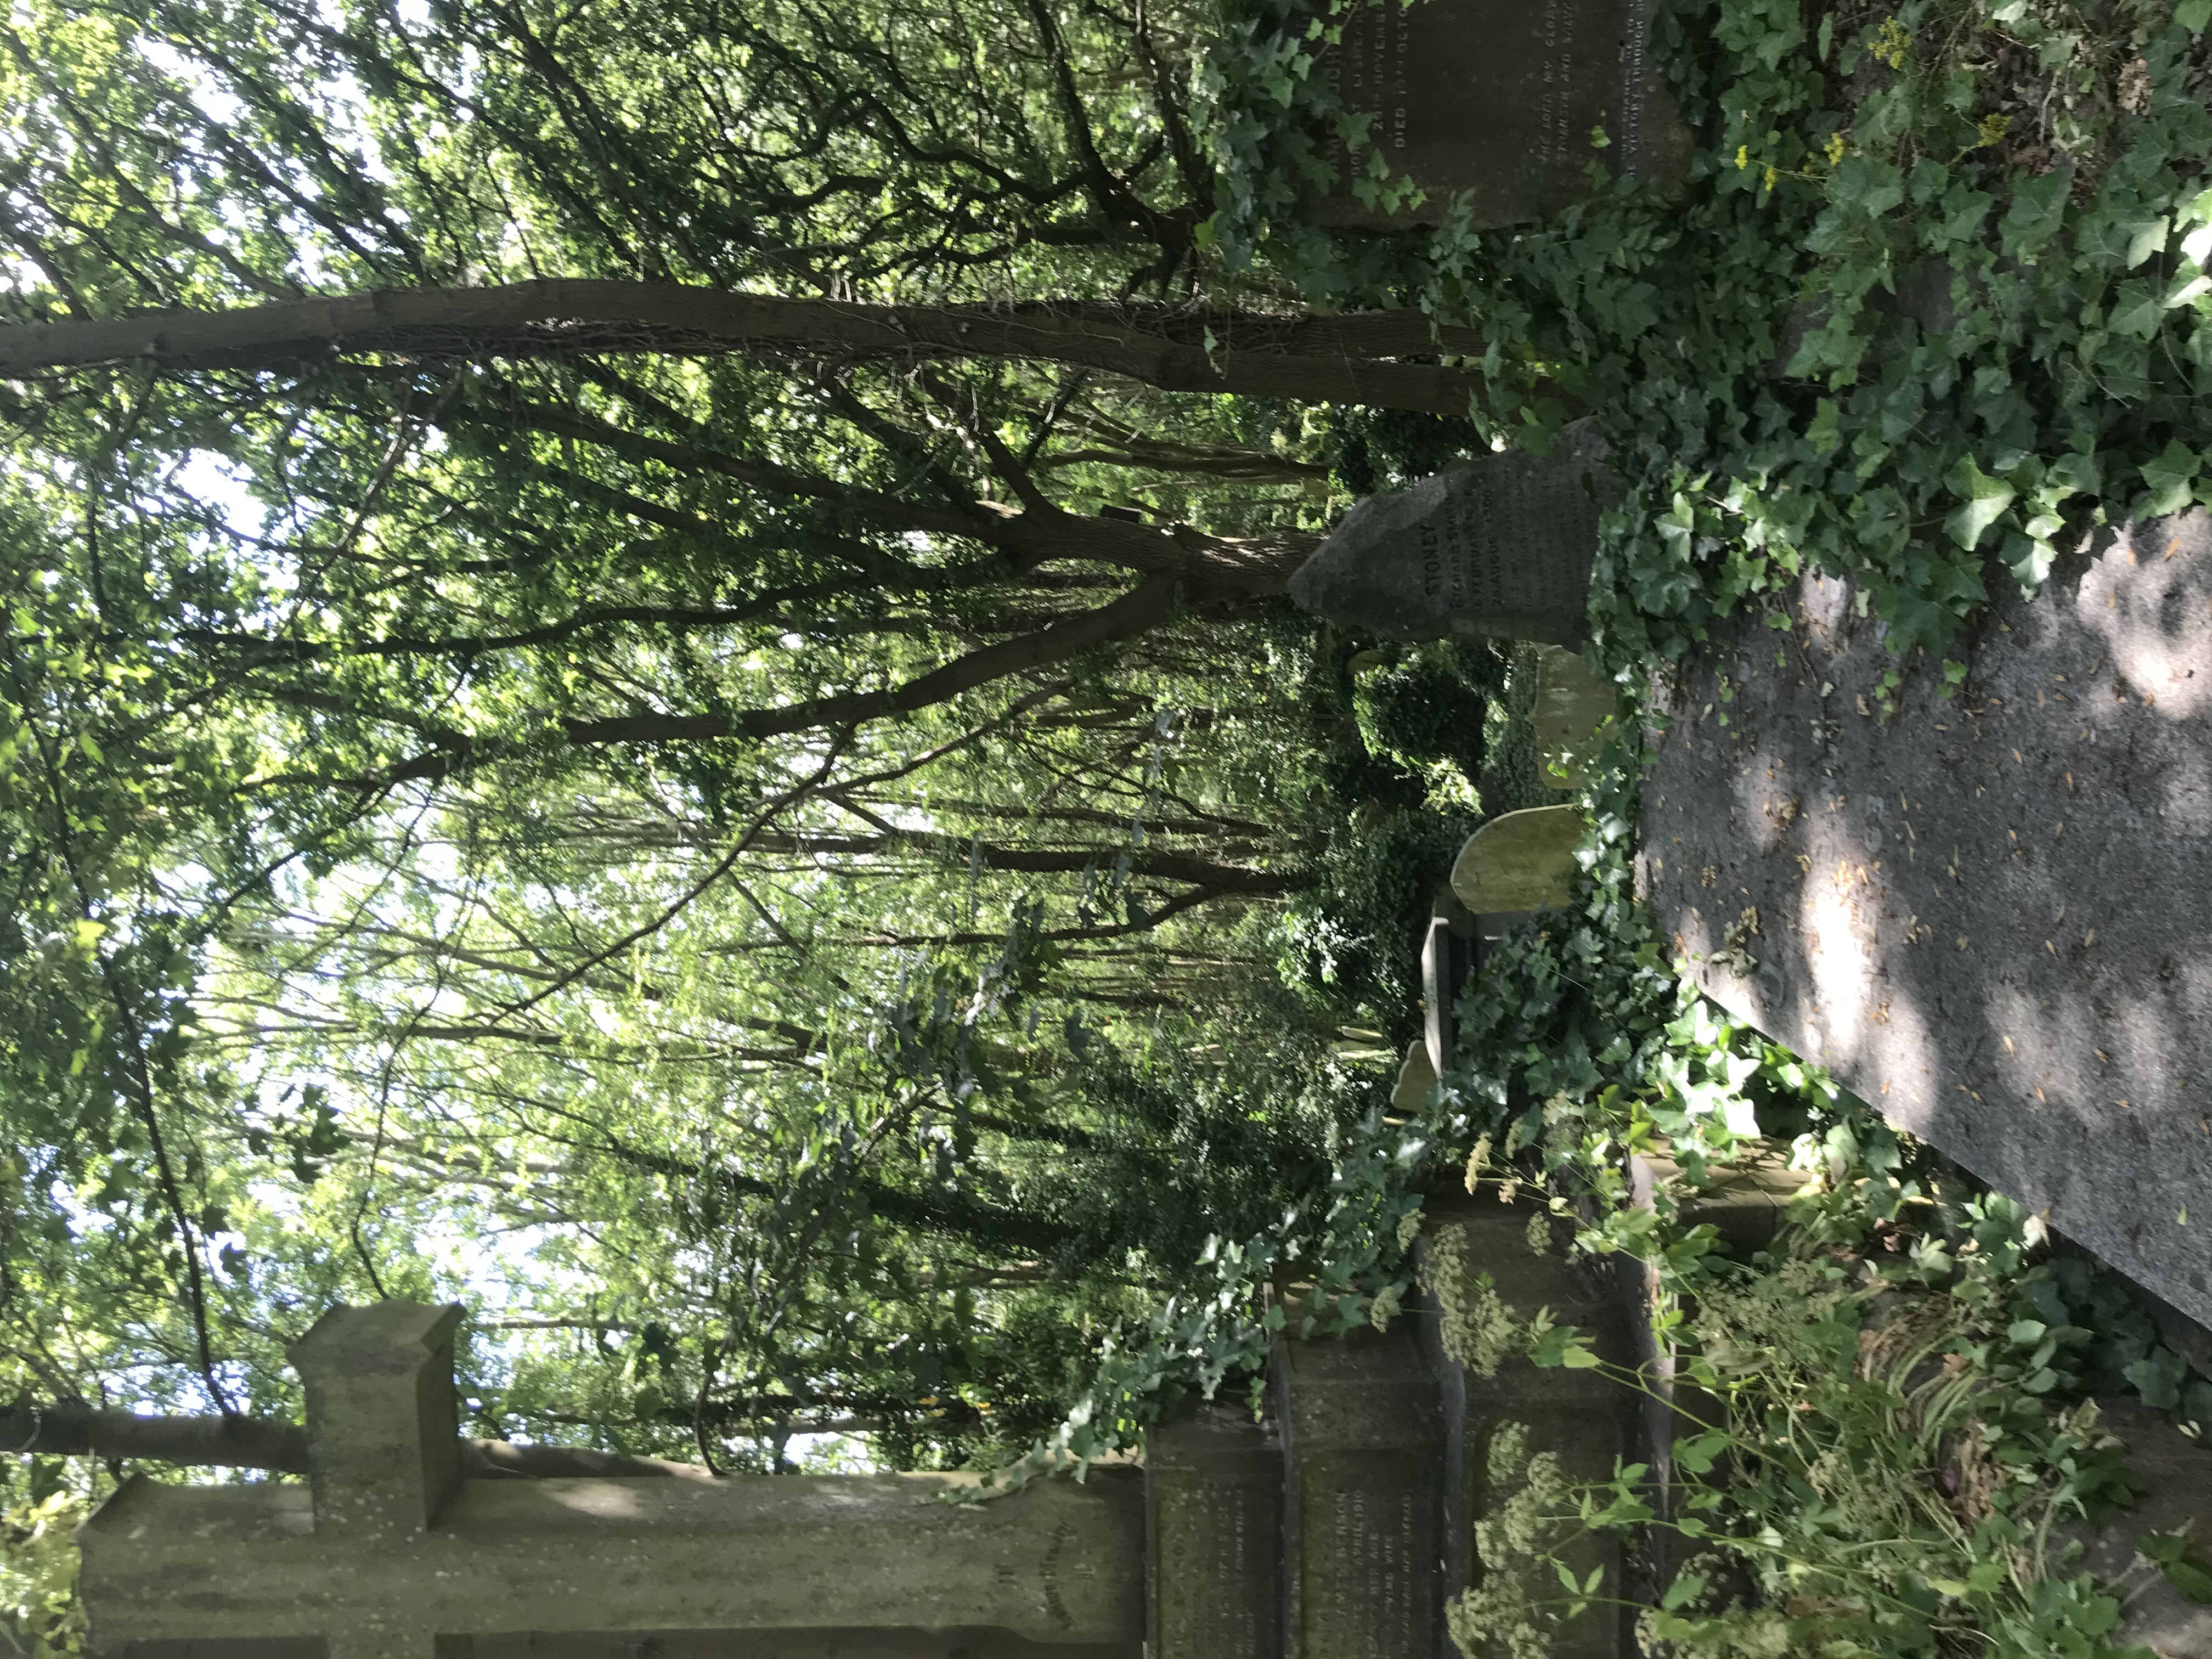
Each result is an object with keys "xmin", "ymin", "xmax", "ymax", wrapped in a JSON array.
[
  {"xmin": 1945, "ymin": 455, "xmax": 2017, "ymax": 549},
  {"xmin": 2141, "ymin": 442, "xmax": 2202, "ymax": 518},
  {"xmin": 2164, "ymin": 1556, "xmax": 2212, "ymax": 1605},
  {"xmin": 1999, "ymin": 168, "xmax": 2072, "ymax": 260}
]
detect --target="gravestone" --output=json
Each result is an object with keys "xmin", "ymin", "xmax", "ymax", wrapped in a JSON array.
[
  {"xmin": 80, "ymin": 1301, "xmax": 1149, "ymax": 1659},
  {"xmin": 1145, "ymin": 1405, "xmax": 1282, "ymax": 1659},
  {"xmin": 1639, "ymin": 512, "xmax": 2212, "ymax": 1335},
  {"xmin": 1305, "ymin": 0, "xmax": 1696, "ymax": 230},
  {"xmin": 1412, "ymin": 1196, "xmax": 1637, "ymax": 1659},
  {"xmin": 1528, "ymin": 644, "xmax": 1618, "ymax": 789},
  {"xmin": 1289, "ymin": 422, "xmax": 1614, "ymax": 647},
  {"xmin": 1271, "ymin": 1328, "xmax": 1448, "ymax": 1659},
  {"xmin": 1449, "ymin": 804, "xmax": 1583, "ymax": 912}
]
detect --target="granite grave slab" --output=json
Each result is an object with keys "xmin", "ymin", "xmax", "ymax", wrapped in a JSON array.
[
  {"xmin": 1639, "ymin": 512, "xmax": 2212, "ymax": 1333},
  {"xmin": 1289, "ymin": 422, "xmax": 1615, "ymax": 647}
]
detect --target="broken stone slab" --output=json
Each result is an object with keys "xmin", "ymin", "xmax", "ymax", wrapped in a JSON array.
[
  {"xmin": 1530, "ymin": 644, "xmax": 1621, "ymax": 789},
  {"xmin": 1289, "ymin": 423, "xmax": 1616, "ymax": 647},
  {"xmin": 1450, "ymin": 804, "xmax": 1585, "ymax": 912},
  {"xmin": 1639, "ymin": 511, "xmax": 2212, "ymax": 1335},
  {"xmin": 1395, "ymin": 1039, "xmax": 1441, "ymax": 1114},
  {"xmin": 1303, "ymin": 0, "xmax": 1695, "ymax": 231}
]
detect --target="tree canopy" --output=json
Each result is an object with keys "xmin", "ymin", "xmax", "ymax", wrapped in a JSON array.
[{"xmin": 0, "ymin": 0, "xmax": 1504, "ymax": 1489}]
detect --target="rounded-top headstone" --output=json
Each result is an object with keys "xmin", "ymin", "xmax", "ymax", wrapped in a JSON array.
[{"xmin": 1449, "ymin": 805, "xmax": 1583, "ymax": 912}]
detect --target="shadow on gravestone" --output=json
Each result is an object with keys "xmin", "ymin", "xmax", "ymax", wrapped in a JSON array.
[
  {"xmin": 1302, "ymin": 0, "xmax": 1697, "ymax": 230},
  {"xmin": 1288, "ymin": 421, "xmax": 1616, "ymax": 648},
  {"xmin": 1449, "ymin": 803, "xmax": 1584, "ymax": 912}
]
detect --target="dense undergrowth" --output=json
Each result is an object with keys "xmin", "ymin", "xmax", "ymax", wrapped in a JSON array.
[{"xmin": 1211, "ymin": 0, "xmax": 2212, "ymax": 676}]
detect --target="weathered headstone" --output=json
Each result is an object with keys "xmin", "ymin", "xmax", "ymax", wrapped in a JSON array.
[
  {"xmin": 1306, "ymin": 0, "xmax": 1696, "ymax": 230},
  {"xmin": 81, "ymin": 1301, "xmax": 1147, "ymax": 1659},
  {"xmin": 1144, "ymin": 1404, "xmax": 1282, "ymax": 1659},
  {"xmin": 1529, "ymin": 644, "xmax": 1618, "ymax": 789},
  {"xmin": 1639, "ymin": 511, "xmax": 2212, "ymax": 1335},
  {"xmin": 1289, "ymin": 423, "xmax": 1614, "ymax": 647},
  {"xmin": 1272, "ymin": 1327, "xmax": 1448, "ymax": 1659},
  {"xmin": 1450, "ymin": 803, "xmax": 1584, "ymax": 912},
  {"xmin": 1413, "ymin": 1196, "xmax": 1635, "ymax": 1659},
  {"xmin": 1421, "ymin": 891, "xmax": 1480, "ymax": 1074}
]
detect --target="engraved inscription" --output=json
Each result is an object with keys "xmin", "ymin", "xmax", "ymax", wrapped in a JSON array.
[{"xmin": 1312, "ymin": 1483, "xmax": 1423, "ymax": 1658}]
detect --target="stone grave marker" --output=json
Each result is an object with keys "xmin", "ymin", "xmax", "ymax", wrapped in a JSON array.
[
  {"xmin": 1144, "ymin": 1404, "xmax": 1282, "ymax": 1659},
  {"xmin": 1529, "ymin": 643, "xmax": 1619, "ymax": 788},
  {"xmin": 1288, "ymin": 421, "xmax": 1615, "ymax": 647},
  {"xmin": 1639, "ymin": 511, "xmax": 2212, "ymax": 1334},
  {"xmin": 1305, "ymin": 0, "xmax": 1696, "ymax": 230},
  {"xmin": 80, "ymin": 1301, "xmax": 1148, "ymax": 1659},
  {"xmin": 1412, "ymin": 1195, "xmax": 1637, "ymax": 1659},
  {"xmin": 1271, "ymin": 1327, "xmax": 1448, "ymax": 1659},
  {"xmin": 1450, "ymin": 803, "xmax": 1583, "ymax": 912}
]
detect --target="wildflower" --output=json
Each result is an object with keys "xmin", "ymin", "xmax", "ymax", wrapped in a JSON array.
[
  {"xmin": 1976, "ymin": 112, "xmax": 2011, "ymax": 148},
  {"xmin": 1825, "ymin": 131, "xmax": 1846, "ymax": 165},
  {"xmin": 1764, "ymin": 163, "xmax": 1780, "ymax": 193},
  {"xmin": 1872, "ymin": 17, "xmax": 1911, "ymax": 68},
  {"xmin": 1735, "ymin": 143, "xmax": 1750, "ymax": 170}
]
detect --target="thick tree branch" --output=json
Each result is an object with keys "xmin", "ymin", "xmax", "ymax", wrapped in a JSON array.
[{"xmin": 0, "ymin": 280, "xmax": 1493, "ymax": 413}]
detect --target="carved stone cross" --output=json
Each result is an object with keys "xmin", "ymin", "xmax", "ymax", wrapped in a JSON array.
[{"xmin": 80, "ymin": 1301, "xmax": 1144, "ymax": 1659}]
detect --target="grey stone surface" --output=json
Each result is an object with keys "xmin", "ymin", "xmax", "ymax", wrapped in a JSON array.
[
  {"xmin": 2067, "ymin": 1396, "xmax": 2212, "ymax": 1658},
  {"xmin": 1530, "ymin": 644, "xmax": 1620, "ymax": 788},
  {"xmin": 1272, "ymin": 1328, "xmax": 1447, "ymax": 1659},
  {"xmin": 288, "ymin": 1300, "xmax": 464, "ymax": 1540},
  {"xmin": 1450, "ymin": 804, "xmax": 1584, "ymax": 912},
  {"xmin": 1639, "ymin": 513, "xmax": 2212, "ymax": 1334},
  {"xmin": 1306, "ymin": 0, "xmax": 1695, "ymax": 230},
  {"xmin": 1144, "ymin": 1404, "xmax": 1282, "ymax": 1659},
  {"xmin": 82, "ymin": 1303, "xmax": 1146, "ymax": 1659},
  {"xmin": 1396, "ymin": 1038, "xmax": 1442, "ymax": 1113},
  {"xmin": 1289, "ymin": 425, "xmax": 1614, "ymax": 647},
  {"xmin": 1414, "ymin": 1197, "xmax": 1634, "ymax": 1659}
]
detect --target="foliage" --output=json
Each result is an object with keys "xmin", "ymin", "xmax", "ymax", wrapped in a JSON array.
[
  {"xmin": 0, "ymin": 1489, "xmax": 86, "ymax": 1659},
  {"xmin": 1201, "ymin": 0, "xmax": 2212, "ymax": 667}
]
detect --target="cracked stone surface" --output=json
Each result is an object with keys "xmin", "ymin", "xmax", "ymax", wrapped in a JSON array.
[{"xmin": 1639, "ymin": 511, "xmax": 2212, "ymax": 1332}]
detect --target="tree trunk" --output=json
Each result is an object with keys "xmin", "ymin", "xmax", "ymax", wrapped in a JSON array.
[{"xmin": 0, "ymin": 280, "xmax": 1487, "ymax": 414}]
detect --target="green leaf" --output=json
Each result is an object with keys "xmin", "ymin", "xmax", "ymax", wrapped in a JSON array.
[
  {"xmin": 1999, "ymin": 169, "xmax": 2071, "ymax": 260},
  {"xmin": 1945, "ymin": 455, "xmax": 2017, "ymax": 549},
  {"xmin": 2165, "ymin": 1558, "xmax": 2212, "ymax": 1604},
  {"xmin": 2141, "ymin": 441, "xmax": 2202, "ymax": 518},
  {"xmin": 2180, "ymin": 0, "xmax": 2210, "ymax": 32},
  {"xmin": 1663, "ymin": 1572, "xmax": 1708, "ymax": 1611}
]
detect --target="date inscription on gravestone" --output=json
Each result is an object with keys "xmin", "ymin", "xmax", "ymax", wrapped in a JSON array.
[
  {"xmin": 1289, "ymin": 423, "xmax": 1614, "ymax": 647},
  {"xmin": 1307, "ymin": 0, "xmax": 1695, "ymax": 229}
]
